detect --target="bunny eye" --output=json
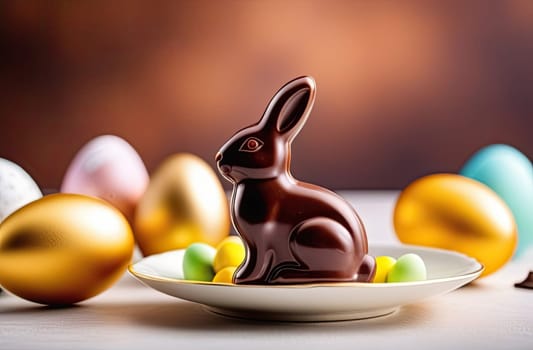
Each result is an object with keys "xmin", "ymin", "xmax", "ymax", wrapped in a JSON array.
[{"xmin": 239, "ymin": 137, "xmax": 264, "ymax": 152}]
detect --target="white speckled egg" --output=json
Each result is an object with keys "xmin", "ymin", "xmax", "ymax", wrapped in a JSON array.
[
  {"xmin": 61, "ymin": 135, "xmax": 149, "ymax": 222},
  {"xmin": 0, "ymin": 158, "xmax": 42, "ymax": 222}
]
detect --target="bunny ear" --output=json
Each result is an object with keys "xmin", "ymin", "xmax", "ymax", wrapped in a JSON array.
[{"xmin": 259, "ymin": 76, "xmax": 316, "ymax": 140}]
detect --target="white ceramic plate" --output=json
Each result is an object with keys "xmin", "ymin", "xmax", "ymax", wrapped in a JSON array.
[{"xmin": 129, "ymin": 243, "xmax": 483, "ymax": 322}]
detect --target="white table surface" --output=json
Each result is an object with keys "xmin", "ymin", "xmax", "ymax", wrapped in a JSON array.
[{"xmin": 1, "ymin": 191, "xmax": 532, "ymax": 350}]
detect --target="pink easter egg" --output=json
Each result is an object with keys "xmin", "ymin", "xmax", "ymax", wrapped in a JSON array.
[{"xmin": 61, "ymin": 135, "xmax": 149, "ymax": 221}]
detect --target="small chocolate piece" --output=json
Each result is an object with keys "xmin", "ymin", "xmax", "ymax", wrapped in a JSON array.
[
  {"xmin": 216, "ymin": 76, "xmax": 376, "ymax": 285},
  {"xmin": 515, "ymin": 271, "xmax": 533, "ymax": 289}
]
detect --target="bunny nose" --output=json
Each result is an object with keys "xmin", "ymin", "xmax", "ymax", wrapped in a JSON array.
[{"xmin": 215, "ymin": 152, "xmax": 222, "ymax": 162}]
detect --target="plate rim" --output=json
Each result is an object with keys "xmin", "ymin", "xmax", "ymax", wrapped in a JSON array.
[{"xmin": 128, "ymin": 243, "xmax": 485, "ymax": 289}]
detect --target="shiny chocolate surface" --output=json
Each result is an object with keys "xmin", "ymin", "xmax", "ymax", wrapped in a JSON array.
[
  {"xmin": 515, "ymin": 271, "xmax": 533, "ymax": 290},
  {"xmin": 216, "ymin": 76, "xmax": 375, "ymax": 285}
]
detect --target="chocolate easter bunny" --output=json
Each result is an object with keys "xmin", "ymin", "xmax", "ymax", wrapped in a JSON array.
[{"xmin": 216, "ymin": 76, "xmax": 376, "ymax": 284}]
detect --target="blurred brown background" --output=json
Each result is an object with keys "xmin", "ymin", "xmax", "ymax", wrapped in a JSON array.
[{"xmin": 1, "ymin": 0, "xmax": 532, "ymax": 190}]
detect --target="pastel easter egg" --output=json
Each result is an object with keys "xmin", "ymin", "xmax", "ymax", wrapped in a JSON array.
[
  {"xmin": 213, "ymin": 236, "xmax": 245, "ymax": 273},
  {"xmin": 134, "ymin": 153, "xmax": 230, "ymax": 256},
  {"xmin": 373, "ymin": 256, "xmax": 397, "ymax": 283},
  {"xmin": 394, "ymin": 174, "xmax": 517, "ymax": 277},
  {"xmin": 183, "ymin": 243, "xmax": 216, "ymax": 282},
  {"xmin": 61, "ymin": 135, "xmax": 149, "ymax": 222},
  {"xmin": 0, "ymin": 194, "xmax": 134, "ymax": 305},
  {"xmin": 460, "ymin": 144, "xmax": 533, "ymax": 257},
  {"xmin": 0, "ymin": 158, "xmax": 42, "ymax": 223},
  {"xmin": 387, "ymin": 254, "xmax": 427, "ymax": 283}
]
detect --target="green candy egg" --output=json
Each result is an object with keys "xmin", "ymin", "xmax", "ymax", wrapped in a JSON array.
[
  {"xmin": 183, "ymin": 243, "xmax": 216, "ymax": 281},
  {"xmin": 387, "ymin": 253, "xmax": 427, "ymax": 283}
]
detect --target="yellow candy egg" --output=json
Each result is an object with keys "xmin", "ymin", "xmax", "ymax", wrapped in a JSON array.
[
  {"xmin": 214, "ymin": 236, "xmax": 245, "ymax": 272},
  {"xmin": 394, "ymin": 174, "xmax": 517, "ymax": 277},
  {"xmin": 373, "ymin": 256, "xmax": 397, "ymax": 283},
  {"xmin": 134, "ymin": 153, "xmax": 230, "ymax": 256},
  {"xmin": 212, "ymin": 266, "xmax": 237, "ymax": 284},
  {"xmin": 0, "ymin": 194, "xmax": 134, "ymax": 305}
]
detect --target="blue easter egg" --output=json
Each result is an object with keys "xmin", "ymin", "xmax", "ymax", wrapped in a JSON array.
[{"xmin": 460, "ymin": 144, "xmax": 533, "ymax": 257}]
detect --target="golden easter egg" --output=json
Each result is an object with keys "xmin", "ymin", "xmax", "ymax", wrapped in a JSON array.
[
  {"xmin": 394, "ymin": 174, "xmax": 517, "ymax": 277},
  {"xmin": 133, "ymin": 153, "xmax": 230, "ymax": 256},
  {"xmin": 0, "ymin": 194, "xmax": 134, "ymax": 305}
]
